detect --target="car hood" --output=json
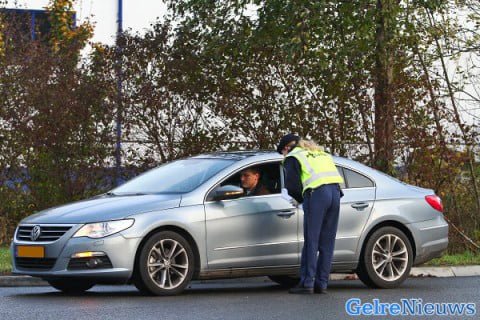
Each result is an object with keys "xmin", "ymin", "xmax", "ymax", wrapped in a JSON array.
[{"xmin": 20, "ymin": 194, "xmax": 182, "ymax": 224}]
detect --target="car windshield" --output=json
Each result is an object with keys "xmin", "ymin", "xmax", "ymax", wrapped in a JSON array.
[{"xmin": 111, "ymin": 158, "xmax": 235, "ymax": 194}]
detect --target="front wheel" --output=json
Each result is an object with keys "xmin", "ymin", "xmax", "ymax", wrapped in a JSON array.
[
  {"xmin": 134, "ymin": 231, "xmax": 195, "ymax": 296},
  {"xmin": 47, "ymin": 279, "xmax": 95, "ymax": 294},
  {"xmin": 356, "ymin": 226, "xmax": 413, "ymax": 289}
]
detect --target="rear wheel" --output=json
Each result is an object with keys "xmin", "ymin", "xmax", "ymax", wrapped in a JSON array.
[
  {"xmin": 47, "ymin": 279, "xmax": 94, "ymax": 294},
  {"xmin": 134, "ymin": 231, "xmax": 195, "ymax": 296},
  {"xmin": 356, "ymin": 226, "xmax": 413, "ymax": 289},
  {"xmin": 268, "ymin": 275, "xmax": 299, "ymax": 288}
]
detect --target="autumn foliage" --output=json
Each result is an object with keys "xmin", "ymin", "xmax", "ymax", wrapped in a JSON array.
[{"xmin": 0, "ymin": 1, "xmax": 479, "ymax": 251}]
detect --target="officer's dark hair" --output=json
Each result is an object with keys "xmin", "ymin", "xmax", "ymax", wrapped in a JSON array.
[{"xmin": 276, "ymin": 133, "xmax": 300, "ymax": 154}]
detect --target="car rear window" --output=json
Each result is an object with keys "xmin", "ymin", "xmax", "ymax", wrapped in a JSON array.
[{"xmin": 343, "ymin": 168, "xmax": 374, "ymax": 188}]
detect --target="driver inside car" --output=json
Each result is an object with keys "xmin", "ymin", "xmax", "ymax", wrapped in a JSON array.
[{"xmin": 240, "ymin": 167, "xmax": 271, "ymax": 196}]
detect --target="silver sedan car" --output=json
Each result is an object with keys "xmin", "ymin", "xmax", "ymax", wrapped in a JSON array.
[{"xmin": 11, "ymin": 151, "xmax": 448, "ymax": 295}]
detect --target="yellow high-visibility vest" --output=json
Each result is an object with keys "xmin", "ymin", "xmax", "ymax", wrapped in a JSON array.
[{"xmin": 286, "ymin": 147, "xmax": 344, "ymax": 193}]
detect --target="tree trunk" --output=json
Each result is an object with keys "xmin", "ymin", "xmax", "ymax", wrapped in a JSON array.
[{"xmin": 374, "ymin": 0, "xmax": 395, "ymax": 174}]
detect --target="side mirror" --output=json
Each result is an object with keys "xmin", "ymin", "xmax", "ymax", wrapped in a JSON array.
[{"xmin": 211, "ymin": 185, "xmax": 244, "ymax": 201}]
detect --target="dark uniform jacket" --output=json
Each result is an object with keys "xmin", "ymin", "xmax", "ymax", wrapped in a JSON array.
[{"xmin": 283, "ymin": 157, "xmax": 304, "ymax": 203}]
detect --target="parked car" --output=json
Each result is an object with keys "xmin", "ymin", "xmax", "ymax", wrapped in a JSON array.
[{"xmin": 11, "ymin": 151, "xmax": 448, "ymax": 295}]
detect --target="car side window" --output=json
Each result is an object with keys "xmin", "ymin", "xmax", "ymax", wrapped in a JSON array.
[
  {"xmin": 343, "ymin": 167, "xmax": 374, "ymax": 188},
  {"xmin": 217, "ymin": 162, "xmax": 282, "ymax": 198},
  {"xmin": 261, "ymin": 162, "xmax": 281, "ymax": 194}
]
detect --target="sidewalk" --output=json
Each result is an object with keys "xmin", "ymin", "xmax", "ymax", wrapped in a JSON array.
[
  {"xmin": 329, "ymin": 265, "xmax": 480, "ymax": 280},
  {"xmin": 1, "ymin": 265, "xmax": 480, "ymax": 287}
]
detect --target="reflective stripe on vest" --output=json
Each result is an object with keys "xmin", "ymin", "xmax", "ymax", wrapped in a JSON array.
[{"xmin": 286, "ymin": 147, "xmax": 344, "ymax": 192}]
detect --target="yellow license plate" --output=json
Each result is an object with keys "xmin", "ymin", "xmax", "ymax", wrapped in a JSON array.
[{"xmin": 16, "ymin": 246, "xmax": 45, "ymax": 258}]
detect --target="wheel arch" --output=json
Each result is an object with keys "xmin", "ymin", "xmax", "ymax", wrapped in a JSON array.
[
  {"xmin": 357, "ymin": 220, "xmax": 416, "ymax": 265},
  {"xmin": 132, "ymin": 225, "xmax": 201, "ymax": 281}
]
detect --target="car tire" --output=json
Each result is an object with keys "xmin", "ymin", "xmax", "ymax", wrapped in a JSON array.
[
  {"xmin": 356, "ymin": 226, "xmax": 413, "ymax": 289},
  {"xmin": 135, "ymin": 231, "xmax": 195, "ymax": 296},
  {"xmin": 47, "ymin": 279, "xmax": 95, "ymax": 294},
  {"xmin": 268, "ymin": 275, "xmax": 299, "ymax": 288}
]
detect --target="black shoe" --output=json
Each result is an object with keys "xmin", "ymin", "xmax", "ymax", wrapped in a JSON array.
[
  {"xmin": 314, "ymin": 287, "xmax": 327, "ymax": 294},
  {"xmin": 288, "ymin": 285, "xmax": 314, "ymax": 294}
]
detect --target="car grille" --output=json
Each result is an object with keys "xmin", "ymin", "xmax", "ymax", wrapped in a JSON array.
[
  {"xmin": 16, "ymin": 225, "xmax": 73, "ymax": 242},
  {"xmin": 68, "ymin": 256, "xmax": 113, "ymax": 270},
  {"xmin": 15, "ymin": 257, "xmax": 57, "ymax": 270}
]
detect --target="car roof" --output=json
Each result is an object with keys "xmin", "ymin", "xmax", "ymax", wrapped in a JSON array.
[
  {"xmin": 192, "ymin": 150, "xmax": 279, "ymax": 161},
  {"xmin": 188, "ymin": 150, "xmax": 432, "ymax": 199},
  {"xmin": 192, "ymin": 150, "xmax": 389, "ymax": 181},
  {"xmin": 192, "ymin": 150, "xmax": 373, "ymax": 166},
  {"xmin": 192, "ymin": 151, "xmax": 371, "ymax": 167}
]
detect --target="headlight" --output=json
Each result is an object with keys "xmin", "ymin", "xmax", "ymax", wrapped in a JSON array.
[{"xmin": 73, "ymin": 219, "xmax": 134, "ymax": 239}]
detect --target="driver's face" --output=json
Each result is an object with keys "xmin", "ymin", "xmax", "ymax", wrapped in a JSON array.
[{"xmin": 240, "ymin": 170, "xmax": 260, "ymax": 191}]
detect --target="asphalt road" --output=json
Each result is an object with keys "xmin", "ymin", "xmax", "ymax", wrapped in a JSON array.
[{"xmin": 0, "ymin": 277, "xmax": 478, "ymax": 320}]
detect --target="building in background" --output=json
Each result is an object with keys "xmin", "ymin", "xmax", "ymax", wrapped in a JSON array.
[
  {"xmin": 0, "ymin": 8, "xmax": 75, "ymax": 42},
  {"xmin": 2, "ymin": 0, "xmax": 166, "ymax": 44}
]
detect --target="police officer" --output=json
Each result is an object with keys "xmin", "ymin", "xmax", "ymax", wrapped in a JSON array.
[{"xmin": 277, "ymin": 134, "xmax": 344, "ymax": 294}]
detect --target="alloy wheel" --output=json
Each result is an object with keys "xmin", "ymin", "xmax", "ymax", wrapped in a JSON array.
[
  {"xmin": 371, "ymin": 234, "xmax": 408, "ymax": 282},
  {"xmin": 147, "ymin": 239, "xmax": 189, "ymax": 290}
]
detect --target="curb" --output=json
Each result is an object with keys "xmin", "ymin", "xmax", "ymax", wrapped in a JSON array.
[
  {"xmin": 331, "ymin": 265, "xmax": 480, "ymax": 280},
  {"xmin": 1, "ymin": 266, "xmax": 480, "ymax": 287}
]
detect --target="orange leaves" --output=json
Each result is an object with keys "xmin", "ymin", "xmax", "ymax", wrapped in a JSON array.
[
  {"xmin": 46, "ymin": 0, "xmax": 93, "ymax": 56},
  {"xmin": 0, "ymin": 12, "xmax": 4, "ymax": 58}
]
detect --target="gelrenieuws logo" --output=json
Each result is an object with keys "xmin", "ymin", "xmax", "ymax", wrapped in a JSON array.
[{"xmin": 345, "ymin": 298, "xmax": 476, "ymax": 317}]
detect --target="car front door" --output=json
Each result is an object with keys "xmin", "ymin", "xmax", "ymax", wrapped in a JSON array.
[{"xmin": 204, "ymin": 162, "xmax": 299, "ymax": 269}]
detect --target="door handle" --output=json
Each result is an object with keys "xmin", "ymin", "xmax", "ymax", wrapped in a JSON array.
[
  {"xmin": 351, "ymin": 202, "xmax": 369, "ymax": 210},
  {"xmin": 277, "ymin": 210, "xmax": 296, "ymax": 218}
]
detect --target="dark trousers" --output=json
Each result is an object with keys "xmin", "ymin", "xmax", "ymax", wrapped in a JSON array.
[{"xmin": 299, "ymin": 183, "xmax": 341, "ymax": 289}]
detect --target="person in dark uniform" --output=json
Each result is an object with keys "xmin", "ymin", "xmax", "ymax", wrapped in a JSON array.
[
  {"xmin": 277, "ymin": 134, "xmax": 344, "ymax": 294},
  {"xmin": 240, "ymin": 167, "xmax": 270, "ymax": 196}
]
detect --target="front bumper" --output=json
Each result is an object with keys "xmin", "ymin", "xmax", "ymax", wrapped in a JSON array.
[
  {"xmin": 407, "ymin": 215, "xmax": 449, "ymax": 266},
  {"xmin": 11, "ymin": 225, "xmax": 141, "ymax": 283}
]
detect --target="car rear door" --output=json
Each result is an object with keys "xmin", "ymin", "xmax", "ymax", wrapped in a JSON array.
[
  {"xmin": 334, "ymin": 166, "xmax": 375, "ymax": 262},
  {"xmin": 297, "ymin": 165, "xmax": 375, "ymax": 263}
]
